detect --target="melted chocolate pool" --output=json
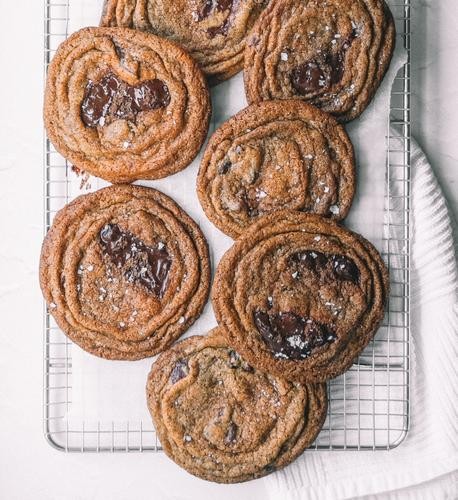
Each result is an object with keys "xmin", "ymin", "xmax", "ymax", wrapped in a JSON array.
[
  {"xmin": 99, "ymin": 223, "xmax": 172, "ymax": 298},
  {"xmin": 81, "ymin": 73, "xmax": 170, "ymax": 127},
  {"xmin": 253, "ymin": 311, "xmax": 336, "ymax": 360}
]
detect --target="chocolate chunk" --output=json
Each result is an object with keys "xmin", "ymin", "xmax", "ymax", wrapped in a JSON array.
[
  {"xmin": 241, "ymin": 361, "xmax": 254, "ymax": 373},
  {"xmin": 170, "ymin": 359, "xmax": 189, "ymax": 384},
  {"xmin": 253, "ymin": 310, "xmax": 336, "ymax": 360},
  {"xmin": 291, "ymin": 61, "xmax": 326, "ymax": 94},
  {"xmin": 264, "ymin": 464, "xmax": 276, "ymax": 473},
  {"xmin": 290, "ymin": 34, "xmax": 356, "ymax": 95},
  {"xmin": 99, "ymin": 223, "xmax": 172, "ymax": 298},
  {"xmin": 81, "ymin": 73, "xmax": 170, "ymax": 127},
  {"xmin": 207, "ymin": 22, "xmax": 230, "ymax": 38},
  {"xmin": 290, "ymin": 251, "xmax": 359, "ymax": 283},
  {"xmin": 290, "ymin": 250, "xmax": 327, "ymax": 272},
  {"xmin": 193, "ymin": 0, "xmax": 235, "ymax": 38},
  {"xmin": 195, "ymin": 0, "xmax": 232, "ymax": 21},
  {"xmin": 225, "ymin": 422, "xmax": 238, "ymax": 444},
  {"xmin": 228, "ymin": 350, "xmax": 241, "ymax": 368},
  {"xmin": 218, "ymin": 160, "xmax": 232, "ymax": 174},
  {"xmin": 331, "ymin": 255, "xmax": 360, "ymax": 283},
  {"xmin": 326, "ymin": 51, "xmax": 345, "ymax": 85}
]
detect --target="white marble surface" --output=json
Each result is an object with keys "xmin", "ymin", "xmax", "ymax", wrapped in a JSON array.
[{"xmin": 0, "ymin": 1, "xmax": 456, "ymax": 499}]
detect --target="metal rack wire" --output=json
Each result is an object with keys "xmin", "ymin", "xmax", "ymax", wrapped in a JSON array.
[{"xmin": 43, "ymin": 0, "xmax": 411, "ymax": 452}]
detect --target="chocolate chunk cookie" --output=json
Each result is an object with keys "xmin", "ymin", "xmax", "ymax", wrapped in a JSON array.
[
  {"xmin": 44, "ymin": 27, "xmax": 210, "ymax": 183},
  {"xmin": 147, "ymin": 329, "xmax": 327, "ymax": 483},
  {"xmin": 212, "ymin": 211, "xmax": 389, "ymax": 383},
  {"xmin": 197, "ymin": 101, "xmax": 355, "ymax": 238},
  {"xmin": 40, "ymin": 185, "xmax": 210, "ymax": 360},
  {"xmin": 100, "ymin": 0, "xmax": 270, "ymax": 84},
  {"xmin": 244, "ymin": 0, "xmax": 395, "ymax": 122}
]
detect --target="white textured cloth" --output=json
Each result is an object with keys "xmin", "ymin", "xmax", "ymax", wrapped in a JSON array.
[{"xmin": 263, "ymin": 138, "xmax": 458, "ymax": 500}]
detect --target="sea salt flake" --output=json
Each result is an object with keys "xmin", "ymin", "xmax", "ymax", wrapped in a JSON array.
[
  {"xmin": 291, "ymin": 271, "xmax": 299, "ymax": 279},
  {"xmin": 119, "ymin": 322, "xmax": 126, "ymax": 328},
  {"xmin": 329, "ymin": 205, "xmax": 340, "ymax": 215},
  {"xmin": 123, "ymin": 141, "xmax": 130, "ymax": 149},
  {"xmin": 49, "ymin": 302, "xmax": 57, "ymax": 309},
  {"xmin": 287, "ymin": 335, "xmax": 306, "ymax": 349},
  {"xmin": 280, "ymin": 52, "xmax": 289, "ymax": 61},
  {"xmin": 178, "ymin": 316, "xmax": 185, "ymax": 324},
  {"xmin": 86, "ymin": 265, "xmax": 94, "ymax": 272},
  {"xmin": 324, "ymin": 186, "xmax": 330, "ymax": 193},
  {"xmin": 184, "ymin": 435, "xmax": 192, "ymax": 442}
]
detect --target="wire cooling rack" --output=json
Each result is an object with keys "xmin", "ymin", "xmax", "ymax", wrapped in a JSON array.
[{"xmin": 43, "ymin": 0, "xmax": 411, "ymax": 452}]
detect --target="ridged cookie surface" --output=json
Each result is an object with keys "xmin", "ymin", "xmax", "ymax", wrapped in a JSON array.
[
  {"xmin": 147, "ymin": 330, "xmax": 327, "ymax": 483},
  {"xmin": 40, "ymin": 185, "xmax": 210, "ymax": 360},
  {"xmin": 197, "ymin": 101, "xmax": 355, "ymax": 238},
  {"xmin": 213, "ymin": 211, "xmax": 389, "ymax": 382},
  {"xmin": 101, "ymin": 0, "xmax": 271, "ymax": 84},
  {"xmin": 244, "ymin": 0, "xmax": 395, "ymax": 122},
  {"xmin": 44, "ymin": 27, "xmax": 210, "ymax": 182}
]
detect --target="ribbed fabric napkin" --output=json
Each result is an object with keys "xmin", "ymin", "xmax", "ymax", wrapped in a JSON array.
[{"xmin": 264, "ymin": 138, "xmax": 458, "ymax": 500}]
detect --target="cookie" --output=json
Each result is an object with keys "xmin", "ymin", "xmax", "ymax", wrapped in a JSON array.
[
  {"xmin": 147, "ymin": 329, "xmax": 327, "ymax": 483},
  {"xmin": 212, "ymin": 211, "xmax": 389, "ymax": 383},
  {"xmin": 100, "ymin": 0, "xmax": 270, "ymax": 84},
  {"xmin": 44, "ymin": 27, "xmax": 210, "ymax": 183},
  {"xmin": 197, "ymin": 100, "xmax": 355, "ymax": 238},
  {"xmin": 244, "ymin": 0, "xmax": 395, "ymax": 122},
  {"xmin": 40, "ymin": 185, "xmax": 210, "ymax": 360}
]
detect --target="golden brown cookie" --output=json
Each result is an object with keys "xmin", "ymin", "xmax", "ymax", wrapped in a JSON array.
[
  {"xmin": 44, "ymin": 27, "xmax": 210, "ymax": 183},
  {"xmin": 244, "ymin": 0, "xmax": 395, "ymax": 122},
  {"xmin": 147, "ymin": 329, "xmax": 327, "ymax": 483},
  {"xmin": 212, "ymin": 211, "xmax": 389, "ymax": 383},
  {"xmin": 197, "ymin": 100, "xmax": 355, "ymax": 238},
  {"xmin": 40, "ymin": 185, "xmax": 210, "ymax": 360},
  {"xmin": 100, "ymin": 0, "xmax": 270, "ymax": 84}
]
